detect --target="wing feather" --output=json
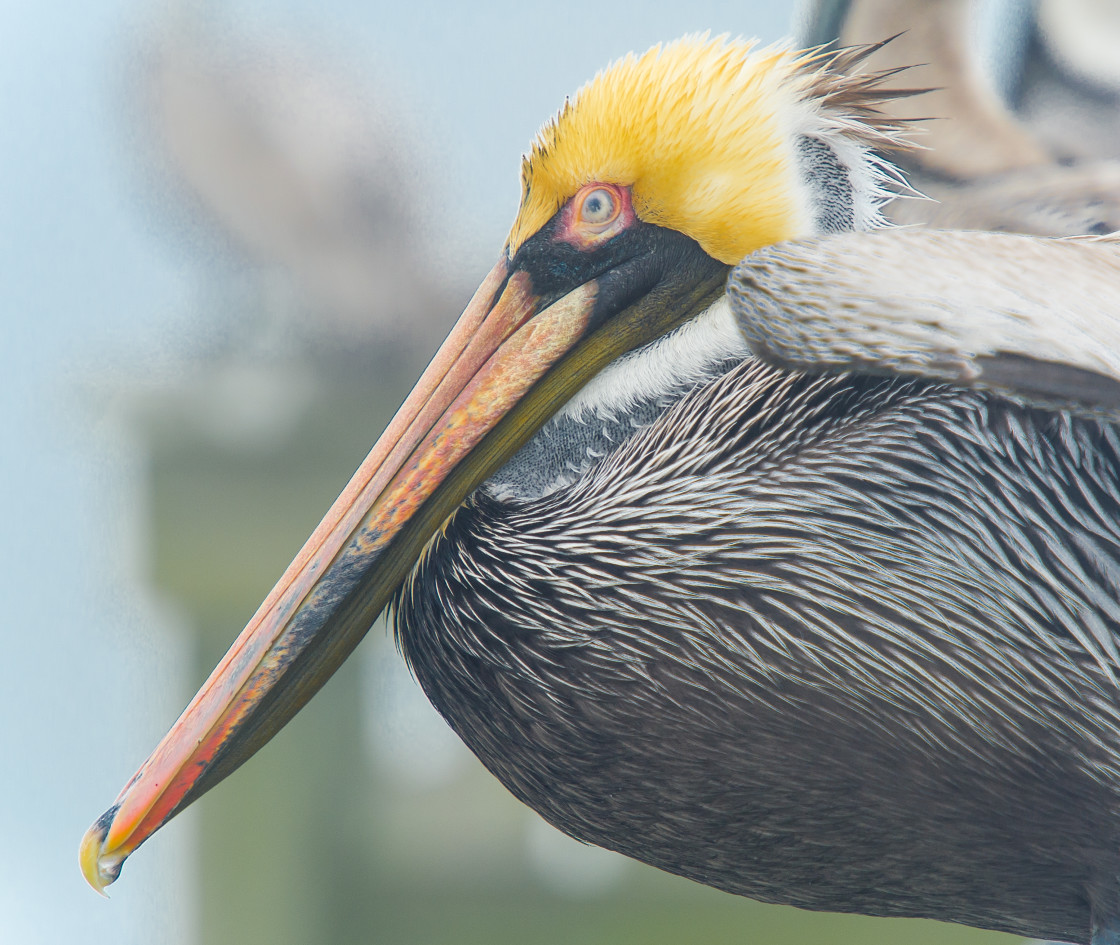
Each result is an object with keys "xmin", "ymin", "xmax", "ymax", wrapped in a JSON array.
[{"xmin": 729, "ymin": 229, "xmax": 1120, "ymax": 418}]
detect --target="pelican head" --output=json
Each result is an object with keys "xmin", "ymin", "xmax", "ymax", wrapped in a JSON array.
[{"xmin": 81, "ymin": 35, "xmax": 910, "ymax": 893}]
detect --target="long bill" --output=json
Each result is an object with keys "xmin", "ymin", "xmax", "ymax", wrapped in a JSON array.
[{"xmin": 80, "ymin": 239, "xmax": 728, "ymax": 894}]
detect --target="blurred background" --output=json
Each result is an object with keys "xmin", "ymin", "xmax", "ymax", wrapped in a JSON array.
[{"xmin": 5, "ymin": 1, "xmax": 1120, "ymax": 943}]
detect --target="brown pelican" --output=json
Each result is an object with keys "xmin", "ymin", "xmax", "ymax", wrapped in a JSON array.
[
  {"xmin": 81, "ymin": 34, "xmax": 1120, "ymax": 945},
  {"xmin": 801, "ymin": 0, "xmax": 1120, "ymax": 236}
]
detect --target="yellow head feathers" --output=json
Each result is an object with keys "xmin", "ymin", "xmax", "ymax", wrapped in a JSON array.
[{"xmin": 509, "ymin": 36, "xmax": 814, "ymax": 265}]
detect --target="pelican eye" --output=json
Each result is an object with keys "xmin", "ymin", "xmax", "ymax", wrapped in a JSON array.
[{"xmin": 579, "ymin": 187, "xmax": 617, "ymax": 226}]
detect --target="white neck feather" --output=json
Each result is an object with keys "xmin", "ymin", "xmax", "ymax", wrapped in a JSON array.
[
  {"xmin": 556, "ymin": 295, "xmax": 750, "ymax": 423},
  {"xmin": 789, "ymin": 101, "xmax": 904, "ymax": 235}
]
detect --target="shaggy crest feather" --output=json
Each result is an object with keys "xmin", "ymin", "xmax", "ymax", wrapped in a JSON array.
[
  {"xmin": 793, "ymin": 38, "xmax": 926, "ymax": 153},
  {"xmin": 508, "ymin": 34, "xmax": 921, "ymax": 264}
]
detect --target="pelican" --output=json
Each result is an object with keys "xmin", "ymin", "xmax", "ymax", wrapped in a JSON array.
[
  {"xmin": 81, "ymin": 35, "xmax": 1120, "ymax": 945},
  {"xmin": 801, "ymin": 0, "xmax": 1120, "ymax": 236}
]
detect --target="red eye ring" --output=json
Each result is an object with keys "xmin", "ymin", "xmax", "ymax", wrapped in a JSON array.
[
  {"xmin": 557, "ymin": 183, "xmax": 633, "ymax": 249},
  {"xmin": 578, "ymin": 187, "xmax": 618, "ymax": 227}
]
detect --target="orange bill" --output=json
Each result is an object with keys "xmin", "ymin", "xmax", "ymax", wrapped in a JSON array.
[{"xmin": 80, "ymin": 206, "xmax": 729, "ymax": 893}]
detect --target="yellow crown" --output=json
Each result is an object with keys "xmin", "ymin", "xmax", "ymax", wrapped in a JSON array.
[
  {"xmin": 509, "ymin": 36, "xmax": 812, "ymax": 265},
  {"xmin": 509, "ymin": 34, "xmax": 914, "ymax": 265}
]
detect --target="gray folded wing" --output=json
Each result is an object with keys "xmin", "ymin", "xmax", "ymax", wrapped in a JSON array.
[{"xmin": 729, "ymin": 229, "xmax": 1120, "ymax": 418}]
